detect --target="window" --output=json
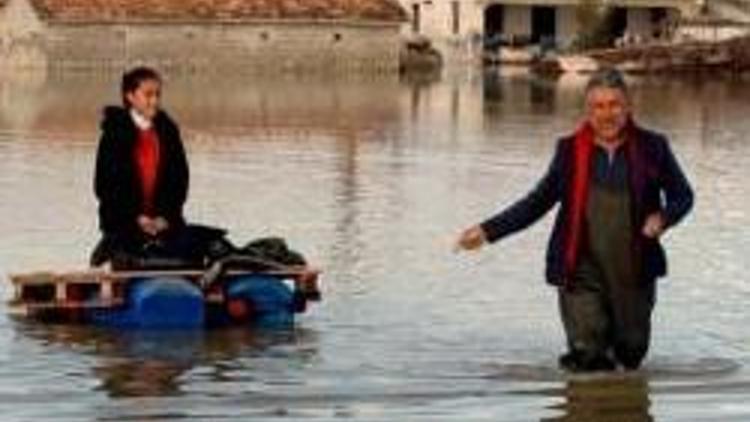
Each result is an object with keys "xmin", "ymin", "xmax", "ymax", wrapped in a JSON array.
[
  {"xmin": 412, "ymin": 4, "xmax": 421, "ymax": 33},
  {"xmin": 451, "ymin": 1, "xmax": 460, "ymax": 35}
]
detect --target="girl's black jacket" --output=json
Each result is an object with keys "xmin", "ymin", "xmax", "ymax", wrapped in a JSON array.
[{"xmin": 94, "ymin": 106, "xmax": 189, "ymax": 237}]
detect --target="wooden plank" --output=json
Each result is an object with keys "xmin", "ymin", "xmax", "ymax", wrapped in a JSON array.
[
  {"xmin": 9, "ymin": 267, "xmax": 317, "ymax": 287},
  {"xmin": 9, "ymin": 298, "xmax": 125, "ymax": 312},
  {"xmin": 55, "ymin": 283, "xmax": 66, "ymax": 301},
  {"xmin": 100, "ymin": 281, "xmax": 113, "ymax": 300},
  {"xmin": 6, "ymin": 304, "xmax": 30, "ymax": 317},
  {"xmin": 205, "ymin": 292, "xmax": 225, "ymax": 303},
  {"xmin": 8, "ymin": 267, "xmax": 321, "ymax": 309}
]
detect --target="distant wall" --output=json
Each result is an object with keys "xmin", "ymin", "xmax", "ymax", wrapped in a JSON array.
[
  {"xmin": 0, "ymin": 5, "xmax": 404, "ymax": 73},
  {"xmin": 44, "ymin": 22, "xmax": 402, "ymax": 72},
  {"xmin": 677, "ymin": 20, "xmax": 750, "ymax": 42}
]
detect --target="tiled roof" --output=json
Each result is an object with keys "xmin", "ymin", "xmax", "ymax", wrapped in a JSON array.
[{"xmin": 29, "ymin": 0, "xmax": 407, "ymax": 23}]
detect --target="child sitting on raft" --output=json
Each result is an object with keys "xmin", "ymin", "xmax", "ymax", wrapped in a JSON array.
[
  {"xmin": 90, "ymin": 66, "xmax": 193, "ymax": 268},
  {"xmin": 90, "ymin": 66, "xmax": 320, "ymax": 298}
]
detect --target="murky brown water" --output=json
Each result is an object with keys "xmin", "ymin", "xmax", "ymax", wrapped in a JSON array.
[{"xmin": 0, "ymin": 67, "xmax": 748, "ymax": 421}]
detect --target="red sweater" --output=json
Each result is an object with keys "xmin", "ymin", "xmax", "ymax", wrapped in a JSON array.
[{"xmin": 134, "ymin": 127, "xmax": 160, "ymax": 214}]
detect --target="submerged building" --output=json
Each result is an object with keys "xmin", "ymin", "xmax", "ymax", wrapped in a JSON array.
[
  {"xmin": 400, "ymin": 0, "xmax": 709, "ymax": 60},
  {"xmin": 0, "ymin": 0, "xmax": 408, "ymax": 72}
]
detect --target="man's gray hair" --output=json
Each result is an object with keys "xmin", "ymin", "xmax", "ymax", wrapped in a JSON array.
[{"xmin": 585, "ymin": 67, "xmax": 629, "ymax": 96}]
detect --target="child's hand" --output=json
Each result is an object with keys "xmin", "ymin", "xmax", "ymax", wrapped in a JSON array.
[
  {"xmin": 153, "ymin": 217, "xmax": 169, "ymax": 233},
  {"xmin": 137, "ymin": 215, "xmax": 169, "ymax": 236},
  {"xmin": 137, "ymin": 215, "xmax": 159, "ymax": 236}
]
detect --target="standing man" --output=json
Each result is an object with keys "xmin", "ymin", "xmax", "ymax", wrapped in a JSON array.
[{"xmin": 456, "ymin": 68, "xmax": 693, "ymax": 372}]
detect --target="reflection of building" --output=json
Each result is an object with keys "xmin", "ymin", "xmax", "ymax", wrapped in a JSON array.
[
  {"xmin": 0, "ymin": 71, "xmax": 405, "ymax": 135},
  {"xmin": 0, "ymin": 0, "xmax": 407, "ymax": 72},
  {"xmin": 400, "ymin": 0, "xmax": 703, "ymax": 60}
]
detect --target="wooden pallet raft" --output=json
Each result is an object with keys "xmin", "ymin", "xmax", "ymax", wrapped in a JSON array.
[
  {"xmin": 8, "ymin": 271, "xmax": 128, "ymax": 317},
  {"xmin": 7, "ymin": 267, "xmax": 321, "ymax": 318}
]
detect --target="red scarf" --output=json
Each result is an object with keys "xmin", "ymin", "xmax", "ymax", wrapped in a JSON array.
[
  {"xmin": 563, "ymin": 118, "xmax": 640, "ymax": 286},
  {"xmin": 134, "ymin": 127, "xmax": 160, "ymax": 214},
  {"xmin": 563, "ymin": 122, "xmax": 594, "ymax": 284}
]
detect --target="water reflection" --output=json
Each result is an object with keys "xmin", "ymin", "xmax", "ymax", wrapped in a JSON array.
[
  {"xmin": 96, "ymin": 358, "xmax": 190, "ymax": 398},
  {"xmin": 0, "ymin": 71, "xmax": 408, "ymax": 138},
  {"xmin": 529, "ymin": 77, "xmax": 557, "ymax": 115},
  {"xmin": 330, "ymin": 130, "xmax": 365, "ymax": 281},
  {"xmin": 483, "ymin": 70, "xmax": 505, "ymax": 107},
  {"xmin": 15, "ymin": 322, "xmax": 318, "ymax": 398},
  {"xmin": 544, "ymin": 376, "xmax": 653, "ymax": 422}
]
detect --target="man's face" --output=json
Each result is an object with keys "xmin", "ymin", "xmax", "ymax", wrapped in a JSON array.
[
  {"xmin": 586, "ymin": 86, "xmax": 630, "ymax": 142},
  {"xmin": 126, "ymin": 79, "xmax": 161, "ymax": 120}
]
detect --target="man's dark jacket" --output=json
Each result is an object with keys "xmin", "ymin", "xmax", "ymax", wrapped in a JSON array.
[
  {"xmin": 94, "ymin": 106, "xmax": 189, "ymax": 237},
  {"xmin": 480, "ymin": 126, "xmax": 694, "ymax": 286}
]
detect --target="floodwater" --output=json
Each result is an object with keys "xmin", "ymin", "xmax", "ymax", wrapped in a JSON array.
[{"xmin": 0, "ymin": 67, "xmax": 748, "ymax": 421}]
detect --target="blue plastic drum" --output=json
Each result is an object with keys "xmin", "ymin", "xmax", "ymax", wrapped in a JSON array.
[{"xmin": 90, "ymin": 277, "xmax": 204, "ymax": 329}]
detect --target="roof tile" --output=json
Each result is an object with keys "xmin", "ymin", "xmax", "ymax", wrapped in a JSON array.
[{"xmin": 28, "ymin": 0, "xmax": 407, "ymax": 22}]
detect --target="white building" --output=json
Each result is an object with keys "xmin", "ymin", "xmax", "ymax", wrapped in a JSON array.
[{"xmin": 400, "ymin": 0, "xmax": 705, "ymax": 61}]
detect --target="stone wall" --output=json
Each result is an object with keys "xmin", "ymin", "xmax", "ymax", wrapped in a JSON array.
[
  {"xmin": 40, "ymin": 22, "xmax": 403, "ymax": 72},
  {"xmin": 0, "ymin": 0, "xmax": 404, "ymax": 74}
]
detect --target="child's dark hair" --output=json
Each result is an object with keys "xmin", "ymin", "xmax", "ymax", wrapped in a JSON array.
[{"xmin": 121, "ymin": 66, "xmax": 161, "ymax": 107}]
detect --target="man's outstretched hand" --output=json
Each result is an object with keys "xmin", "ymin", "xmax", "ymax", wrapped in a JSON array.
[{"xmin": 455, "ymin": 226, "xmax": 488, "ymax": 252}]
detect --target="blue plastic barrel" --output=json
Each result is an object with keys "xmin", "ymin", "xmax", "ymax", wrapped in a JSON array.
[
  {"xmin": 89, "ymin": 277, "xmax": 204, "ymax": 329},
  {"xmin": 222, "ymin": 275, "xmax": 296, "ymax": 327}
]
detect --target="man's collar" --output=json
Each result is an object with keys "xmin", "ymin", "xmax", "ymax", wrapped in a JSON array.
[{"xmin": 594, "ymin": 135, "xmax": 627, "ymax": 150}]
